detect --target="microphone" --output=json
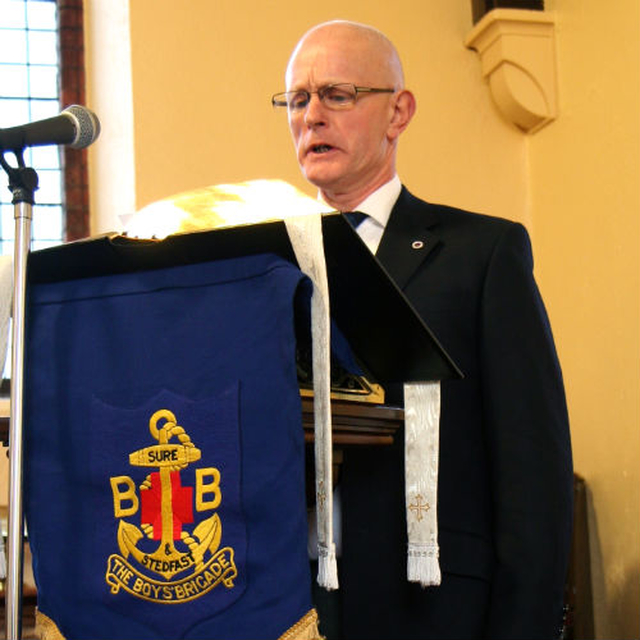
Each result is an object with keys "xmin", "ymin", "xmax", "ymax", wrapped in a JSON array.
[{"xmin": 0, "ymin": 105, "xmax": 101, "ymax": 151}]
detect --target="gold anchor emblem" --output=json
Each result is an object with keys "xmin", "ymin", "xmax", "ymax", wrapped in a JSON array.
[{"xmin": 116, "ymin": 409, "xmax": 221, "ymax": 580}]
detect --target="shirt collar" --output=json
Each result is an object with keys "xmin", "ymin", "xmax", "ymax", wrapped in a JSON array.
[
  {"xmin": 352, "ymin": 175, "xmax": 402, "ymax": 227},
  {"xmin": 318, "ymin": 175, "xmax": 402, "ymax": 227}
]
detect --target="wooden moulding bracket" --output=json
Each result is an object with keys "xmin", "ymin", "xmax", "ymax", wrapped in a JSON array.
[{"xmin": 465, "ymin": 8, "xmax": 558, "ymax": 133}]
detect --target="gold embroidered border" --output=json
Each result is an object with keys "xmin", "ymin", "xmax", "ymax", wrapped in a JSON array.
[
  {"xmin": 35, "ymin": 609, "xmax": 325, "ymax": 640},
  {"xmin": 35, "ymin": 609, "xmax": 65, "ymax": 640},
  {"xmin": 35, "ymin": 602, "xmax": 321, "ymax": 639},
  {"xmin": 278, "ymin": 608, "xmax": 323, "ymax": 640}
]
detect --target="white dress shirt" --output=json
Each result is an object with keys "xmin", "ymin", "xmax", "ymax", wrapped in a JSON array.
[{"xmin": 320, "ymin": 175, "xmax": 402, "ymax": 254}]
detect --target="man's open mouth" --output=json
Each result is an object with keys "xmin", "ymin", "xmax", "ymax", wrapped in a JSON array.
[{"xmin": 310, "ymin": 144, "xmax": 333, "ymax": 154}]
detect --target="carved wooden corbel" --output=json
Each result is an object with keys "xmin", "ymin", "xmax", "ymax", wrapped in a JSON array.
[{"xmin": 465, "ymin": 8, "xmax": 558, "ymax": 133}]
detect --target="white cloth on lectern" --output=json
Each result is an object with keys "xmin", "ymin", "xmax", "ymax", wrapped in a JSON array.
[
  {"xmin": 404, "ymin": 381, "xmax": 442, "ymax": 586},
  {"xmin": 284, "ymin": 213, "xmax": 338, "ymax": 590}
]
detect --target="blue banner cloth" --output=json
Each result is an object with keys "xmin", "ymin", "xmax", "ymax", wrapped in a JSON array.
[{"xmin": 24, "ymin": 253, "xmax": 315, "ymax": 639}]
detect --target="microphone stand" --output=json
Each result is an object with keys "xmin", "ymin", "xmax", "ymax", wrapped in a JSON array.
[{"xmin": 0, "ymin": 148, "xmax": 38, "ymax": 640}]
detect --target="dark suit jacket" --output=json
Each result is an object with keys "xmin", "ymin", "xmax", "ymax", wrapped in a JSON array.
[{"xmin": 338, "ymin": 188, "xmax": 573, "ymax": 639}]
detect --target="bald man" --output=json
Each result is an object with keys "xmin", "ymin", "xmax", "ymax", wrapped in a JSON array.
[{"xmin": 273, "ymin": 21, "xmax": 573, "ymax": 640}]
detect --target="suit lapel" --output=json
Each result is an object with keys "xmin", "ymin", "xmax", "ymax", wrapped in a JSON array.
[{"xmin": 376, "ymin": 187, "xmax": 441, "ymax": 289}]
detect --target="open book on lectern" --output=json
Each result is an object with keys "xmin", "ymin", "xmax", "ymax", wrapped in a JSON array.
[{"xmin": 27, "ymin": 211, "xmax": 462, "ymax": 393}]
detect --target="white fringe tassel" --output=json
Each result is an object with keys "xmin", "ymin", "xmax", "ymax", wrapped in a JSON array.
[
  {"xmin": 318, "ymin": 542, "xmax": 339, "ymax": 590},
  {"xmin": 408, "ymin": 542, "xmax": 441, "ymax": 586}
]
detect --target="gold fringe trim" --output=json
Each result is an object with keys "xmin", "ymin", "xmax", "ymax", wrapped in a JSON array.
[
  {"xmin": 278, "ymin": 608, "xmax": 323, "ymax": 640},
  {"xmin": 35, "ymin": 610, "xmax": 66, "ymax": 640},
  {"xmin": 35, "ymin": 606, "xmax": 321, "ymax": 640}
]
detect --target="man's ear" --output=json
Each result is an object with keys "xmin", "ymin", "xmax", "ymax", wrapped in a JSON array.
[{"xmin": 387, "ymin": 89, "xmax": 416, "ymax": 141}]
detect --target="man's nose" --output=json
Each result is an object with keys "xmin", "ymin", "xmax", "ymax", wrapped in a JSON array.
[{"xmin": 303, "ymin": 93, "xmax": 327, "ymax": 127}]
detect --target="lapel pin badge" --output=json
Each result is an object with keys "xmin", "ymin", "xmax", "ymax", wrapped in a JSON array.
[{"xmin": 411, "ymin": 240, "xmax": 425, "ymax": 250}]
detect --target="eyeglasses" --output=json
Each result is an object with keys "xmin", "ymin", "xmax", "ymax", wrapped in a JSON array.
[{"xmin": 271, "ymin": 83, "xmax": 395, "ymax": 113}]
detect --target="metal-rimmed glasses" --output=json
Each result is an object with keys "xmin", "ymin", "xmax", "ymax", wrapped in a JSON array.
[{"xmin": 271, "ymin": 83, "xmax": 395, "ymax": 113}]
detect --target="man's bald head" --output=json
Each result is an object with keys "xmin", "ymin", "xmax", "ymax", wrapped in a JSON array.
[{"xmin": 286, "ymin": 20, "xmax": 405, "ymax": 91}]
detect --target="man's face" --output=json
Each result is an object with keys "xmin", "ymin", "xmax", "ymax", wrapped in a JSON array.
[{"xmin": 285, "ymin": 30, "xmax": 399, "ymax": 205}]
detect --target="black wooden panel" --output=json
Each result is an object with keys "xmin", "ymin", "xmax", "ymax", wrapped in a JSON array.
[{"xmin": 472, "ymin": 0, "xmax": 544, "ymax": 24}]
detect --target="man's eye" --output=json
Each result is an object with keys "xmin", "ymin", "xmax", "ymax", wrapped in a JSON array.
[
  {"xmin": 325, "ymin": 89, "xmax": 351, "ymax": 104},
  {"xmin": 290, "ymin": 93, "xmax": 309, "ymax": 109}
]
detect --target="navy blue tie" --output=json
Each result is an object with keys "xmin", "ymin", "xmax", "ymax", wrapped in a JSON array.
[{"xmin": 344, "ymin": 211, "xmax": 368, "ymax": 229}]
